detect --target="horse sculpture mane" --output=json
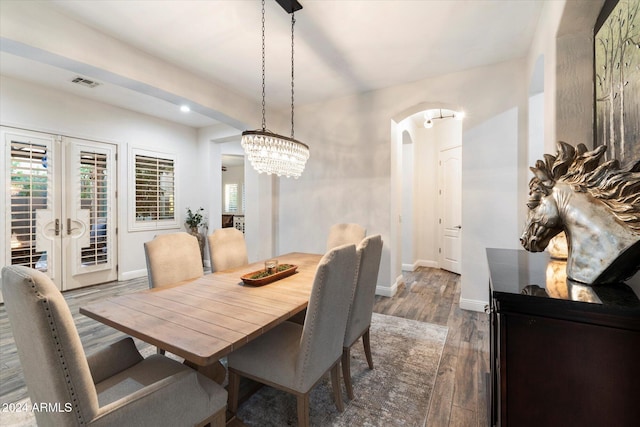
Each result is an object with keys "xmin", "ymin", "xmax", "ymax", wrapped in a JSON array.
[
  {"xmin": 523, "ymin": 141, "xmax": 640, "ymax": 285},
  {"xmin": 528, "ymin": 142, "xmax": 640, "ymax": 231}
]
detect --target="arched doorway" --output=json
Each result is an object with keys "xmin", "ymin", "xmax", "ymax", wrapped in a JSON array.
[{"xmin": 390, "ymin": 103, "xmax": 464, "ymax": 288}]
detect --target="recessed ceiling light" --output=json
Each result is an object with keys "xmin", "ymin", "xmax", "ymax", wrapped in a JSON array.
[{"xmin": 180, "ymin": 105, "xmax": 190, "ymax": 113}]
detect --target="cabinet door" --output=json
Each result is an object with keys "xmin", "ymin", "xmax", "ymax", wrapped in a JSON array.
[{"xmin": 503, "ymin": 313, "xmax": 640, "ymax": 426}]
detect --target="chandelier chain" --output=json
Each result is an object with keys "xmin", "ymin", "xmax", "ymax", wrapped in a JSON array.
[
  {"xmin": 261, "ymin": 0, "xmax": 266, "ymax": 131},
  {"xmin": 241, "ymin": 0, "xmax": 309, "ymax": 179},
  {"xmin": 291, "ymin": 11, "xmax": 295, "ymax": 139}
]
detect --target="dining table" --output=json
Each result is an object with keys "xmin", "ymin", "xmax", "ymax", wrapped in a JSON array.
[{"xmin": 79, "ymin": 252, "xmax": 323, "ymax": 383}]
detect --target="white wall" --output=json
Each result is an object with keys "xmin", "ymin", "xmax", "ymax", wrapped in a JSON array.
[
  {"xmin": 401, "ymin": 133, "xmax": 415, "ymax": 268},
  {"xmin": 277, "ymin": 58, "xmax": 527, "ymax": 299},
  {"xmin": 526, "ymin": 0, "xmax": 563, "ymax": 154},
  {"xmin": 526, "ymin": 0, "xmax": 606, "ymax": 153},
  {"xmin": 412, "ymin": 126, "xmax": 437, "ymax": 269},
  {"xmin": 277, "ymin": 90, "xmax": 393, "ymax": 293},
  {"xmin": 460, "ymin": 108, "xmax": 521, "ymax": 310},
  {"xmin": 0, "ymin": 75, "xmax": 208, "ymax": 279},
  {"xmin": 528, "ymin": 92, "xmax": 545, "ymax": 169}
]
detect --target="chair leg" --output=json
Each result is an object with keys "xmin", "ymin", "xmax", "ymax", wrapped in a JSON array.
[
  {"xmin": 341, "ymin": 346, "xmax": 354, "ymax": 400},
  {"xmin": 296, "ymin": 393, "xmax": 310, "ymax": 427},
  {"xmin": 228, "ymin": 369, "xmax": 240, "ymax": 414},
  {"xmin": 330, "ymin": 362, "xmax": 344, "ymax": 412},
  {"xmin": 363, "ymin": 327, "xmax": 374, "ymax": 369}
]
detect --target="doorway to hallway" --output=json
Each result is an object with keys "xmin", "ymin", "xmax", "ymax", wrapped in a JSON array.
[{"xmin": 394, "ymin": 106, "xmax": 463, "ymax": 282}]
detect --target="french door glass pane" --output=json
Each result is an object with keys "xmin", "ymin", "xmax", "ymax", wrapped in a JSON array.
[
  {"xmin": 79, "ymin": 151, "xmax": 109, "ymax": 266},
  {"xmin": 9, "ymin": 140, "xmax": 49, "ymax": 271}
]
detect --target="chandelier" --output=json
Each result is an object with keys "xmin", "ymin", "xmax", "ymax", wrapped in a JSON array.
[{"xmin": 241, "ymin": 0, "xmax": 309, "ymax": 179}]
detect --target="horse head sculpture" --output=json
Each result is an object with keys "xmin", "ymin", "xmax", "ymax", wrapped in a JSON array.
[{"xmin": 521, "ymin": 141, "xmax": 640, "ymax": 284}]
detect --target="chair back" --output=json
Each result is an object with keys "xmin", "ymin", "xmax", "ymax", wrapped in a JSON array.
[
  {"xmin": 326, "ymin": 223, "xmax": 366, "ymax": 251},
  {"xmin": 295, "ymin": 244, "xmax": 357, "ymax": 390},
  {"xmin": 1, "ymin": 266, "xmax": 99, "ymax": 426},
  {"xmin": 208, "ymin": 228, "xmax": 248, "ymax": 272},
  {"xmin": 344, "ymin": 235, "xmax": 383, "ymax": 347},
  {"xmin": 144, "ymin": 232, "xmax": 204, "ymax": 288}
]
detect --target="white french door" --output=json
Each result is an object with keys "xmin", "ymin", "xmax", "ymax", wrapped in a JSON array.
[{"xmin": 1, "ymin": 127, "xmax": 117, "ymax": 296}]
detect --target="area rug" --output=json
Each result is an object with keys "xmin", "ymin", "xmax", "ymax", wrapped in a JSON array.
[
  {"xmin": 236, "ymin": 313, "xmax": 448, "ymax": 426},
  {"xmin": 0, "ymin": 313, "xmax": 447, "ymax": 427}
]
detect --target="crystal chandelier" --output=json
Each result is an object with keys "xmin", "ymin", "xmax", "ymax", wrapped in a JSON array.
[{"xmin": 241, "ymin": 0, "xmax": 309, "ymax": 179}]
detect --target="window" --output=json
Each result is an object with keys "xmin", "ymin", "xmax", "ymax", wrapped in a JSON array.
[
  {"xmin": 225, "ymin": 183, "xmax": 238, "ymax": 213},
  {"xmin": 129, "ymin": 148, "xmax": 178, "ymax": 230}
]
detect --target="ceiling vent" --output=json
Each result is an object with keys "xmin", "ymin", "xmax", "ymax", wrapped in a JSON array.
[{"xmin": 71, "ymin": 76, "xmax": 101, "ymax": 88}]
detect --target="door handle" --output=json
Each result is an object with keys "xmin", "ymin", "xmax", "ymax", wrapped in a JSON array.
[
  {"xmin": 454, "ymin": 225, "xmax": 462, "ymax": 229},
  {"xmin": 55, "ymin": 219, "xmax": 60, "ymax": 236},
  {"xmin": 67, "ymin": 218, "xmax": 80, "ymax": 235}
]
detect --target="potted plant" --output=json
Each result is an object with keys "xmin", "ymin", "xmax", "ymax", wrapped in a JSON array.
[
  {"xmin": 185, "ymin": 207, "xmax": 207, "ymax": 263},
  {"xmin": 185, "ymin": 207, "xmax": 206, "ymax": 232}
]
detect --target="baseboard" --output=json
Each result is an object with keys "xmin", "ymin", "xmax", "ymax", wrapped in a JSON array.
[
  {"xmin": 401, "ymin": 263, "xmax": 416, "ymax": 271},
  {"xmin": 459, "ymin": 298, "xmax": 488, "ymax": 313},
  {"xmin": 402, "ymin": 260, "xmax": 438, "ymax": 271},
  {"xmin": 120, "ymin": 268, "xmax": 147, "ymax": 281},
  {"xmin": 376, "ymin": 275, "xmax": 401, "ymax": 297},
  {"xmin": 417, "ymin": 259, "xmax": 438, "ymax": 269}
]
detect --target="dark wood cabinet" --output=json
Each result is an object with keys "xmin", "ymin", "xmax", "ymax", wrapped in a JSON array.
[{"xmin": 487, "ymin": 248, "xmax": 640, "ymax": 427}]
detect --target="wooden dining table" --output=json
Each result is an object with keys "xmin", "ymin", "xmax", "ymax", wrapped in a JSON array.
[{"xmin": 80, "ymin": 252, "xmax": 322, "ymax": 380}]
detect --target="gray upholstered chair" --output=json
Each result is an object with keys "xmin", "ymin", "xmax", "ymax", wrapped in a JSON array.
[
  {"xmin": 227, "ymin": 244, "xmax": 358, "ymax": 427},
  {"xmin": 326, "ymin": 223, "xmax": 366, "ymax": 251},
  {"xmin": 341, "ymin": 234, "xmax": 383, "ymax": 399},
  {"xmin": 207, "ymin": 228, "xmax": 248, "ymax": 272},
  {"xmin": 144, "ymin": 232, "xmax": 204, "ymax": 288},
  {"xmin": 1, "ymin": 265, "xmax": 227, "ymax": 427},
  {"xmin": 144, "ymin": 232, "xmax": 205, "ymax": 354}
]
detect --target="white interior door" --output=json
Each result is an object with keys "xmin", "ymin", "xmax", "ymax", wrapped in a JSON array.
[
  {"xmin": 439, "ymin": 146, "xmax": 462, "ymax": 274},
  {"xmin": 2, "ymin": 127, "xmax": 117, "ymax": 297}
]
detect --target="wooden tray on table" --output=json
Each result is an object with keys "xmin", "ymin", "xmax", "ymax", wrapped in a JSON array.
[{"xmin": 241, "ymin": 264, "xmax": 298, "ymax": 286}]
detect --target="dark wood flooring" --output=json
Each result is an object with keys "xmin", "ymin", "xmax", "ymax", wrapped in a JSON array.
[
  {"xmin": 374, "ymin": 268, "xmax": 490, "ymax": 427},
  {"xmin": 0, "ymin": 267, "xmax": 489, "ymax": 426}
]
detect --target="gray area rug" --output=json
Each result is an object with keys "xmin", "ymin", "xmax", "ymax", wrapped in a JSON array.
[
  {"xmin": 0, "ymin": 313, "xmax": 447, "ymax": 427},
  {"xmin": 236, "ymin": 313, "xmax": 447, "ymax": 426}
]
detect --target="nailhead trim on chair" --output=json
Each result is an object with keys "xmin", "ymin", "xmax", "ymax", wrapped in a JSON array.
[
  {"xmin": 296, "ymin": 250, "xmax": 331, "ymax": 391},
  {"xmin": 27, "ymin": 274, "xmax": 86, "ymax": 425}
]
